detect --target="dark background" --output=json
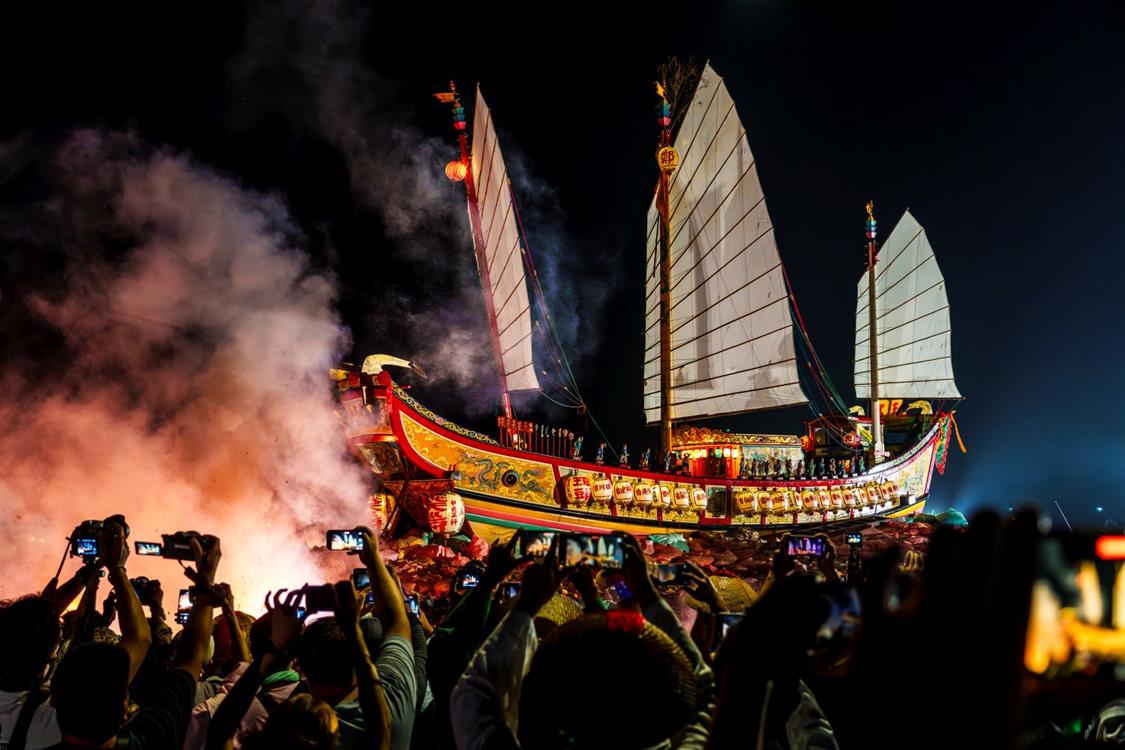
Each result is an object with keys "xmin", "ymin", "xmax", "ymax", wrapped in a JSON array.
[{"xmin": 2, "ymin": 1, "xmax": 1123, "ymax": 526}]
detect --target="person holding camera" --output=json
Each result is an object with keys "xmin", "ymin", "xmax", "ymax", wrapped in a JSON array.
[
  {"xmin": 450, "ymin": 534, "xmax": 714, "ymax": 750},
  {"xmin": 46, "ymin": 527, "xmax": 222, "ymax": 750}
]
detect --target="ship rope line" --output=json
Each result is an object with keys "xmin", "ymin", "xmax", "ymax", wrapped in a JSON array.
[{"xmin": 508, "ymin": 182, "xmax": 620, "ymax": 462}]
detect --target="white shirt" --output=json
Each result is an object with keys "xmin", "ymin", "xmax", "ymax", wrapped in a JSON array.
[{"xmin": 0, "ymin": 689, "xmax": 61, "ymax": 750}]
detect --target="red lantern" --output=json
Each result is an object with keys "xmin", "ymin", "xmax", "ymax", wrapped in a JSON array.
[
  {"xmin": 369, "ymin": 492, "xmax": 392, "ymax": 532},
  {"xmin": 427, "ymin": 492, "xmax": 465, "ymax": 534},
  {"xmin": 562, "ymin": 475, "xmax": 592, "ymax": 506},
  {"xmin": 445, "ymin": 160, "xmax": 468, "ymax": 182}
]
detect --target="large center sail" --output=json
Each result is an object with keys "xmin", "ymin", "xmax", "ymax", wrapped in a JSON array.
[
  {"xmin": 468, "ymin": 87, "xmax": 539, "ymax": 393},
  {"xmin": 854, "ymin": 210, "xmax": 961, "ymax": 400},
  {"xmin": 643, "ymin": 64, "xmax": 806, "ymax": 424}
]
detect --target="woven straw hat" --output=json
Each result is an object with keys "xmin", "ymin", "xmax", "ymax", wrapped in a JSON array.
[{"xmin": 684, "ymin": 575, "xmax": 759, "ymax": 614}]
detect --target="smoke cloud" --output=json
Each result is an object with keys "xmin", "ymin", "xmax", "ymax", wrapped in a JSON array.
[
  {"xmin": 0, "ymin": 132, "xmax": 369, "ymax": 609},
  {"xmin": 228, "ymin": 0, "xmax": 614, "ymax": 419}
]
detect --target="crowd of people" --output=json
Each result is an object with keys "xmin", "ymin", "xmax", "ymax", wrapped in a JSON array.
[{"xmin": 0, "ymin": 510, "xmax": 1122, "ymax": 749}]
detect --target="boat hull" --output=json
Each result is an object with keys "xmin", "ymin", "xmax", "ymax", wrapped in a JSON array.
[{"xmin": 340, "ymin": 374, "xmax": 944, "ymax": 535}]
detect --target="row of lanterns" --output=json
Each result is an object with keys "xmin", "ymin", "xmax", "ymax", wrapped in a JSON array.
[
  {"xmin": 562, "ymin": 474, "xmax": 708, "ymax": 509},
  {"xmin": 732, "ymin": 481, "xmax": 899, "ymax": 514}
]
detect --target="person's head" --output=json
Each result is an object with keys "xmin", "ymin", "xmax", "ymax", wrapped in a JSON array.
[
  {"xmin": 249, "ymin": 694, "xmax": 338, "ymax": 750},
  {"xmin": 212, "ymin": 610, "xmax": 255, "ymax": 674},
  {"xmin": 51, "ymin": 642, "xmax": 130, "ymax": 745},
  {"xmin": 297, "ymin": 618, "xmax": 355, "ymax": 702},
  {"xmin": 518, "ymin": 612, "xmax": 698, "ymax": 749},
  {"xmin": 0, "ymin": 595, "xmax": 61, "ymax": 691}
]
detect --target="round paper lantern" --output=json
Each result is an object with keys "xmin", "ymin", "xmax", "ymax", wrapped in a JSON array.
[
  {"xmin": 816, "ymin": 489, "xmax": 832, "ymax": 509},
  {"xmin": 427, "ymin": 492, "xmax": 465, "ymax": 534},
  {"xmin": 591, "ymin": 475, "xmax": 613, "ymax": 503},
  {"xmin": 563, "ymin": 475, "xmax": 592, "ymax": 506},
  {"xmin": 444, "ymin": 160, "xmax": 468, "ymax": 182},
  {"xmin": 843, "ymin": 489, "xmax": 859, "ymax": 508},
  {"xmin": 633, "ymin": 483, "xmax": 654, "ymax": 507},
  {"xmin": 369, "ymin": 492, "xmax": 392, "ymax": 532},
  {"xmin": 881, "ymin": 482, "xmax": 895, "ymax": 501},
  {"xmin": 613, "ymin": 479, "xmax": 634, "ymax": 505},
  {"xmin": 734, "ymin": 489, "xmax": 757, "ymax": 514},
  {"xmin": 769, "ymin": 491, "xmax": 787, "ymax": 512},
  {"xmin": 801, "ymin": 489, "xmax": 817, "ymax": 510},
  {"xmin": 657, "ymin": 484, "xmax": 672, "ymax": 507},
  {"xmin": 691, "ymin": 487, "xmax": 708, "ymax": 509},
  {"xmin": 673, "ymin": 486, "xmax": 691, "ymax": 508},
  {"xmin": 865, "ymin": 485, "xmax": 881, "ymax": 506},
  {"xmin": 830, "ymin": 489, "xmax": 845, "ymax": 509},
  {"xmin": 755, "ymin": 490, "xmax": 772, "ymax": 511}
]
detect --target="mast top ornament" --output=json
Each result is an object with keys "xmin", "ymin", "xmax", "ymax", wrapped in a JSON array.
[{"xmin": 865, "ymin": 200, "xmax": 877, "ymax": 241}]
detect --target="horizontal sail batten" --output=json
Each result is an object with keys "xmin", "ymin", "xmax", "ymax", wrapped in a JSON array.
[
  {"xmin": 854, "ymin": 210, "xmax": 960, "ymax": 400},
  {"xmin": 471, "ymin": 88, "xmax": 539, "ymax": 393}
]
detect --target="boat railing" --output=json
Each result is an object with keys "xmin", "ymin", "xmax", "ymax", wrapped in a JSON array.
[{"xmin": 497, "ymin": 417, "xmax": 577, "ymax": 459}]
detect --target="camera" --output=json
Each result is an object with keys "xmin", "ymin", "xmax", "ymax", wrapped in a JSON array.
[
  {"xmin": 175, "ymin": 611, "xmax": 190, "ymax": 625},
  {"xmin": 159, "ymin": 531, "xmax": 214, "ymax": 561},
  {"xmin": 130, "ymin": 576, "xmax": 161, "ymax": 601},
  {"xmin": 352, "ymin": 568, "xmax": 371, "ymax": 589},
  {"xmin": 70, "ymin": 515, "xmax": 129, "ymax": 561},
  {"xmin": 846, "ymin": 532, "xmax": 863, "ymax": 546}
]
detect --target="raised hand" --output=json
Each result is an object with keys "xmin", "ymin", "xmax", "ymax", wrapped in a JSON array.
[
  {"xmin": 620, "ymin": 534, "xmax": 658, "ymax": 608},
  {"xmin": 515, "ymin": 554, "xmax": 565, "ymax": 616},
  {"xmin": 100, "ymin": 522, "xmax": 129, "ymax": 571},
  {"xmin": 682, "ymin": 561, "xmax": 722, "ymax": 612},
  {"xmin": 264, "ymin": 589, "xmax": 304, "ymax": 655},
  {"xmin": 483, "ymin": 536, "xmax": 518, "ymax": 585},
  {"xmin": 185, "ymin": 534, "xmax": 222, "ymax": 590},
  {"xmin": 352, "ymin": 525, "xmax": 381, "ymax": 570}
]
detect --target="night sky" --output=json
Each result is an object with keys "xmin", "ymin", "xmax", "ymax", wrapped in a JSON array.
[{"xmin": 2, "ymin": 2, "xmax": 1123, "ymax": 527}]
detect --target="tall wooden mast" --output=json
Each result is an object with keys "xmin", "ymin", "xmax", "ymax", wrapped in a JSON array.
[
  {"xmin": 655, "ymin": 84, "xmax": 678, "ymax": 459},
  {"xmin": 865, "ymin": 200, "xmax": 884, "ymax": 461},
  {"xmin": 436, "ymin": 82, "xmax": 513, "ymax": 418}
]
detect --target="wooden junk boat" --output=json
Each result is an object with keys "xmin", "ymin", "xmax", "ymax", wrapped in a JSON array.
[{"xmin": 334, "ymin": 64, "xmax": 964, "ymax": 536}]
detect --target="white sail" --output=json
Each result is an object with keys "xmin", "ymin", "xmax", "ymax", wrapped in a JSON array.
[
  {"xmin": 643, "ymin": 64, "xmax": 805, "ymax": 424},
  {"xmin": 470, "ymin": 88, "xmax": 539, "ymax": 392},
  {"xmin": 854, "ymin": 210, "xmax": 960, "ymax": 399}
]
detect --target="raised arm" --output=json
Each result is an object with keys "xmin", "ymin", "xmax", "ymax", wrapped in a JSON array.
[
  {"xmin": 206, "ymin": 592, "xmax": 302, "ymax": 750},
  {"xmin": 102, "ymin": 523, "xmax": 152, "ymax": 681},
  {"xmin": 173, "ymin": 535, "xmax": 221, "ymax": 678},
  {"xmin": 217, "ymin": 583, "xmax": 251, "ymax": 664},
  {"xmin": 334, "ymin": 580, "xmax": 391, "ymax": 750},
  {"xmin": 355, "ymin": 526, "xmax": 410, "ymax": 640}
]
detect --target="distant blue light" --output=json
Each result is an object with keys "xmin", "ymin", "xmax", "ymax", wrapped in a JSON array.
[{"xmin": 1096, "ymin": 506, "xmax": 1104, "ymax": 512}]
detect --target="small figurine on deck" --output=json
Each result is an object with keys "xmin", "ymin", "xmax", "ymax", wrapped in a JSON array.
[
  {"xmin": 785, "ymin": 457, "xmax": 794, "ymax": 479},
  {"xmin": 572, "ymin": 436, "xmax": 584, "ymax": 461},
  {"xmin": 857, "ymin": 455, "xmax": 866, "ymax": 474},
  {"xmin": 796, "ymin": 459, "xmax": 805, "ymax": 479},
  {"xmin": 829, "ymin": 458, "xmax": 838, "ymax": 477},
  {"xmin": 842, "ymin": 459, "xmax": 851, "ymax": 476},
  {"xmin": 680, "ymin": 454, "xmax": 691, "ymax": 475},
  {"xmin": 596, "ymin": 442, "xmax": 606, "ymax": 465},
  {"xmin": 640, "ymin": 448, "xmax": 652, "ymax": 470},
  {"xmin": 619, "ymin": 444, "xmax": 630, "ymax": 468},
  {"xmin": 739, "ymin": 457, "xmax": 751, "ymax": 479},
  {"xmin": 817, "ymin": 457, "xmax": 826, "ymax": 478},
  {"xmin": 664, "ymin": 452, "xmax": 673, "ymax": 474}
]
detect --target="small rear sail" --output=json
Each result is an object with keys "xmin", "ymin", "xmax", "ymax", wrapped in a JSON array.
[
  {"xmin": 643, "ymin": 63, "xmax": 806, "ymax": 424},
  {"xmin": 469, "ymin": 88, "xmax": 539, "ymax": 393},
  {"xmin": 854, "ymin": 210, "xmax": 961, "ymax": 399}
]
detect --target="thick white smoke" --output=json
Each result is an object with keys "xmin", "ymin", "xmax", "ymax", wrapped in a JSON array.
[{"xmin": 0, "ymin": 132, "xmax": 370, "ymax": 610}]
